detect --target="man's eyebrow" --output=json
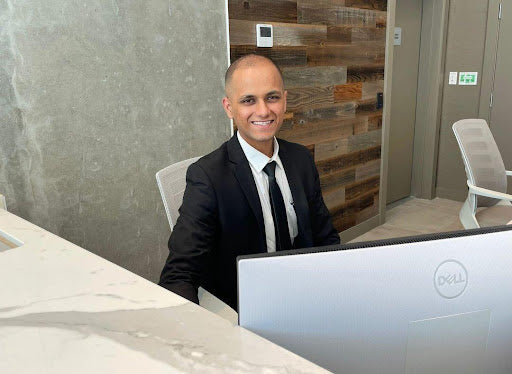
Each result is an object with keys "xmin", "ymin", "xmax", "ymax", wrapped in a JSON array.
[
  {"xmin": 238, "ymin": 94, "xmax": 255, "ymax": 100},
  {"xmin": 266, "ymin": 90, "xmax": 282, "ymax": 96}
]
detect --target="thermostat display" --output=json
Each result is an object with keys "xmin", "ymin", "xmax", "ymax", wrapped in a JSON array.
[{"xmin": 256, "ymin": 24, "xmax": 273, "ymax": 48}]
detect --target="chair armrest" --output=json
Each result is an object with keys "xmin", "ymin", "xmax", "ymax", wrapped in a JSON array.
[
  {"xmin": 467, "ymin": 180, "xmax": 512, "ymax": 201},
  {"xmin": 506, "ymin": 170, "xmax": 512, "ymax": 177}
]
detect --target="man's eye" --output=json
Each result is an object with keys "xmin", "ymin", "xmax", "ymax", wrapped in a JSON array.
[
  {"xmin": 241, "ymin": 98, "xmax": 255, "ymax": 104},
  {"xmin": 267, "ymin": 95, "xmax": 280, "ymax": 101}
]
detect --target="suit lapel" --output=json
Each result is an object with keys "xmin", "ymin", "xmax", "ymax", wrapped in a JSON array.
[
  {"xmin": 227, "ymin": 135, "xmax": 267, "ymax": 252},
  {"xmin": 278, "ymin": 140, "xmax": 313, "ymax": 248}
]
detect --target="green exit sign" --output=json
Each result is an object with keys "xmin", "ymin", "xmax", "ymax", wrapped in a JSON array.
[{"xmin": 459, "ymin": 72, "xmax": 478, "ymax": 85}]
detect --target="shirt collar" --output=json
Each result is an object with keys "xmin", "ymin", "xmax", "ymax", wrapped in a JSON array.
[{"xmin": 237, "ymin": 132, "xmax": 283, "ymax": 173}]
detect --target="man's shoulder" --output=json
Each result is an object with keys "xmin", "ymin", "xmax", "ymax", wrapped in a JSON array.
[{"xmin": 192, "ymin": 138, "xmax": 231, "ymax": 171}]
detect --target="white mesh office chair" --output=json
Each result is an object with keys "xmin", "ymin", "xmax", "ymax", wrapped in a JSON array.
[
  {"xmin": 156, "ymin": 157, "xmax": 237, "ymax": 324},
  {"xmin": 452, "ymin": 119, "xmax": 512, "ymax": 228}
]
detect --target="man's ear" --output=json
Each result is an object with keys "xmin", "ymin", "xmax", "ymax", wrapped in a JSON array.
[
  {"xmin": 222, "ymin": 97, "xmax": 233, "ymax": 119},
  {"xmin": 283, "ymin": 90, "xmax": 287, "ymax": 113}
]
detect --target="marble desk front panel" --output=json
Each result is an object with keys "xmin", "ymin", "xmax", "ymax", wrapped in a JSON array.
[{"xmin": 0, "ymin": 209, "xmax": 329, "ymax": 374}]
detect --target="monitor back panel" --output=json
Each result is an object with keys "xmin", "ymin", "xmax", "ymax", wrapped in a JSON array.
[{"xmin": 238, "ymin": 230, "xmax": 512, "ymax": 374}]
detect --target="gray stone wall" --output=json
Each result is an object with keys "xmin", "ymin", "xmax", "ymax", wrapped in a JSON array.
[{"xmin": 0, "ymin": 0, "xmax": 230, "ymax": 281}]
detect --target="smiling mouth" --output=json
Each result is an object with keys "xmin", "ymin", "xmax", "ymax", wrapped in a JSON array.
[{"xmin": 251, "ymin": 120, "xmax": 274, "ymax": 126}]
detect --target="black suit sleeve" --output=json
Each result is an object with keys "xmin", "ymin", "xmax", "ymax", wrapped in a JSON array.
[
  {"xmin": 306, "ymin": 151, "xmax": 341, "ymax": 246},
  {"xmin": 158, "ymin": 162, "xmax": 218, "ymax": 304}
]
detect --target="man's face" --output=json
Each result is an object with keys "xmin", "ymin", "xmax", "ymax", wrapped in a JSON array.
[{"xmin": 222, "ymin": 60, "xmax": 287, "ymax": 155}]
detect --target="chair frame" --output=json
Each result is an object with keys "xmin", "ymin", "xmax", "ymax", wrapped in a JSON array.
[
  {"xmin": 453, "ymin": 120, "xmax": 512, "ymax": 229},
  {"xmin": 156, "ymin": 156, "xmax": 200, "ymax": 231},
  {"xmin": 156, "ymin": 157, "xmax": 237, "ymax": 323}
]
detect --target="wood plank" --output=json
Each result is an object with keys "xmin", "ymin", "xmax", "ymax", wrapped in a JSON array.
[
  {"xmin": 230, "ymin": 46, "xmax": 308, "ymax": 67},
  {"xmin": 307, "ymin": 43, "xmax": 385, "ymax": 67},
  {"xmin": 337, "ymin": 8, "xmax": 379, "ymax": 27},
  {"xmin": 323, "ymin": 187, "xmax": 346, "ymax": 210},
  {"xmin": 353, "ymin": 117, "xmax": 368, "ymax": 134},
  {"xmin": 353, "ymin": 112, "xmax": 381, "ymax": 134},
  {"xmin": 367, "ymin": 112, "xmax": 382, "ymax": 130},
  {"xmin": 229, "ymin": 19, "xmax": 327, "ymax": 46},
  {"xmin": 326, "ymin": 26, "xmax": 353, "ymax": 43},
  {"xmin": 298, "ymin": 7, "xmax": 341, "ymax": 26},
  {"xmin": 315, "ymin": 137, "xmax": 350, "ymax": 161},
  {"xmin": 362, "ymin": 80, "xmax": 384, "ymax": 100},
  {"xmin": 316, "ymin": 145, "xmax": 381, "ymax": 174},
  {"xmin": 349, "ymin": 128, "xmax": 382, "ymax": 151},
  {"xmin": 376, "ymin": 12, "xmax": 387, "ymax": 28},
  {"xmin": 330, "ymin": 187, "xmax": 378, "ymax": 231},
  {"xmin": 356, "ymin": 193, "xmax": 379, "ymax": 224},
  {"xmin": 315, "ymin": 129, "xmax": 382, "ymax": 161},
  {"xmin": 305, "ymin": 143, "xmax": 315, "ymax": 158},
  {"xmin": 228, "ymin": 0, "xmax": 298, "ymax": 23},
  {"xmin": 292, "ymin": 102, "xmax": 357, "ymax": 126},
  {"xmin": 351, "ymin": 26, "xmax": 386, "ymax": 42},
  {"xmin": 283, "ymin": 112, "xmax": 294, "ymax": 120},
  {"xmin": 320, "ymin": 167, "xmax": 356, "ymax": 193},
  {"xmin": 297, "ymin": 0, "xmax": 346, "ymax": 8},
  {"xmin": 332, "ymin": 213, "xmax": 356, "ymax": 232},
  {"xmin": 345, "ymin": 0, "xmax": 387, "ymax": 11},
  {"xmin": 345, "ymin": 175, "xmax": 380, "ymax": 200},
  {"xmin": 330, "ymin": 186, "xmax": 378, "ymax": 217},
  {"xmin": 346, "ymin": 65, "xmax": 384, "ymax": 82},
  {"xmin": 334, "ymin": 82, "xmax": 363, "ymax": 101},
  {"xmin": 286, "ymin": 86, "xmax": 334, "ymax": 111},
  {"xmin": 278, "ymin": 118, "xmax": 355, "ymax": 147},
  {"xmin": 355, "ymin": 159, "xmax": 381, "ymax": 181},
  {"xmin": 327, "ymin": 26, "xmax": 386, "ymax": 43},
  {"xmin": 298, "ymin": 5, "xmax": 378, "ymax": 27},
  {"xmin": 283, "ymin": 66, "xmax": 347, "ymax": 89},
  {"xmin": 356, "ymin": 99, "xmax": 380, "ymax": 114}
]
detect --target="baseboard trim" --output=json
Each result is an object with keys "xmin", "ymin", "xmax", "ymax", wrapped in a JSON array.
[{"xmin": 339, "ymin": 214, "xmax": 381, "ymax": 243}]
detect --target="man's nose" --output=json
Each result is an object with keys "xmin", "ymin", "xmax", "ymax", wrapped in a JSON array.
[{"xmin": 255, "ymin": 100, "xmax": 270, "ymax": 117}]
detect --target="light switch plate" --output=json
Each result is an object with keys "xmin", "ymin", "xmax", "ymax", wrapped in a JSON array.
[
  {"xmin": 449, "ymin": 72, "xmax": 458, "ymax": 85},
  {"xmin": 394, "ymin": 27, "xmax": 402, "ymax": 46}
]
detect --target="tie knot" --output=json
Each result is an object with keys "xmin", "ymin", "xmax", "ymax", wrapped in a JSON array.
[{"xmin": 263, "ymin": 161, "xmax": 277, "ymax": 178}]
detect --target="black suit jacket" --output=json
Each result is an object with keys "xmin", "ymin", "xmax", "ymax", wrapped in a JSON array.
[{"xmin": 159, "ymin": 135, "xmax": 340, "ymax": 310}]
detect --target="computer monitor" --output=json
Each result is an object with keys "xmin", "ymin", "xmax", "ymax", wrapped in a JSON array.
[{"xmin": 237, "ymin": 226, "xmax": 512, "ymax": 374}]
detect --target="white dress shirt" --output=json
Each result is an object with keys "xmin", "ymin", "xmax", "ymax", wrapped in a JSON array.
[{"xmin": 237, "ymin": 132, "xmax": 298, "ymax": 253}]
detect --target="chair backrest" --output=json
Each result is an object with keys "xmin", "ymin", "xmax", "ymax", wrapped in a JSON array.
[
  {"xmin": 156, "ymin": 156, "xmax": 201, "ymax": 230},
  {"xmin": 452, "ymin": 119, "xmax": 507, "ymax": 207}
]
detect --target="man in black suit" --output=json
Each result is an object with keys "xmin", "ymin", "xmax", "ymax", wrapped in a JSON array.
[{"xmin": 159, "ymin": 54, "xmax": 340, "ymax": 310}]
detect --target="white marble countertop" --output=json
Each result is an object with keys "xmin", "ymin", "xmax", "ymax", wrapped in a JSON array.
[{"xmin": 0, "ymin": 208, "xmax": 329, "ymax": 373}]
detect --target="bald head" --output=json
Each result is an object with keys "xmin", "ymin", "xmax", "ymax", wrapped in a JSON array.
[{"xmin": 224, "ymin": 54, "xmax": 284, "ymax": 97}]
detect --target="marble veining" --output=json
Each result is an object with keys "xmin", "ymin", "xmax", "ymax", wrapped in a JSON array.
[{"xmin": 0, "ymin": 209, "xmax": 330, "ymax": 373}]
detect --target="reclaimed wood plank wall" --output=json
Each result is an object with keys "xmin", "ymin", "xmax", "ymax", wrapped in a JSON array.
[{"xmin": 228, "ymin": 0, "xmax": 387, "ymax": 232}]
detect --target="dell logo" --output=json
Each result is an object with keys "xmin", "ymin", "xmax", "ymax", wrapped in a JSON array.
[
  {"xmin": 434, "ymin": 260, "xmax": 468, "ymax": 299},
  {"xmin": 437, "ymin": 273, "xmax": 466, "ymax": 286}
]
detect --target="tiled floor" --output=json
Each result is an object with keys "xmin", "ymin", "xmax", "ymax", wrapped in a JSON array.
[{"xmin": 351, "ymin": 197, "xmax": 464, "ymax": 243}]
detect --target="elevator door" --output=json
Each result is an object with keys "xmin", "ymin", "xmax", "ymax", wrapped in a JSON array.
[{"xmin": 489, "ymin": 2, "xmax": 512, "ymax": 192}]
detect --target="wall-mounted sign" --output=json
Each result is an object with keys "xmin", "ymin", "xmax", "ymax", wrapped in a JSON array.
[{"xmin": 459, "ymin": 72, "xmax": 478, "ymax": 85}]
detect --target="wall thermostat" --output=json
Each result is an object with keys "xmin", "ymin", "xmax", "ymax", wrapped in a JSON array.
[{"xmin": 256, "ymin": 24, "xmax": 273, "ymax": 47}]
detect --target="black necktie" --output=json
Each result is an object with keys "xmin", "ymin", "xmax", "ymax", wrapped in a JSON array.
[{"xmin": 263, "ymin": 161, "xmax": 292, "ymax": 251}]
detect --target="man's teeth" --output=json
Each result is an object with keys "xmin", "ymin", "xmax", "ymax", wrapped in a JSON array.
[{"xmin": 252, "ymin": 120, "xmax": 273, "ymax": 126}]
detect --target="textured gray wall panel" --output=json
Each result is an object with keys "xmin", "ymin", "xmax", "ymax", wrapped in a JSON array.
[{"xmin": 0, "ymin": 0, "xmax": 230, "ymax": 281}]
